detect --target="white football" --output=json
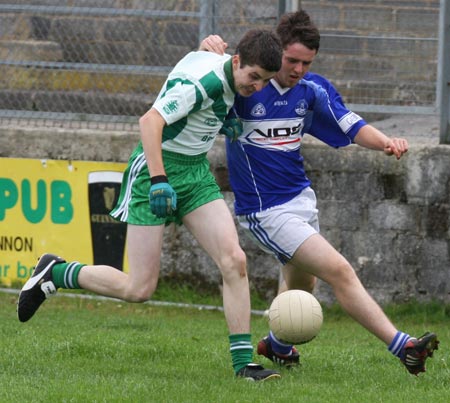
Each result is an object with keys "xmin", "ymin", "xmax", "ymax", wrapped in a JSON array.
[{"xmin": 268, "ymin": 289, "xmax": 323, "ymax": 344}]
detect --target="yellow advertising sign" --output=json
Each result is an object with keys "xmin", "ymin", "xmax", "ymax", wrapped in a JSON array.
[{"xmin": 0, "ymin": 158, "xmax": 128, "ymax": 286}]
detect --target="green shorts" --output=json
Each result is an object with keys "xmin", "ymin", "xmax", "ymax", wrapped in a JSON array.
[{"xmin": 111, "ymin": 147, "xmax": 223, "ymax": 226}]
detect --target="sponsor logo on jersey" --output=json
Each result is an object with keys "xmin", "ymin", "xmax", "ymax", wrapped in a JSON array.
[
  {"xmin": 338, "ymin": 111, "xmax": 363, "ymax": 133},
  {"xmin": 250, "ymin": 103, "xmax": 266, "ymax": 117},
  {"xmin": 295, "ymin": 99, "xmax": 308, "ymax": 116},
  {"xmin": 204, "ymin": 117, "xmax": 219, "ymax": 127},
  {"xmin": 274, "ymin": 100, "xmax": 288, "ymax": 106},
  {"xmin": 241, "ymin": 119, "xmax": 304, "ymax": 151},
  {"xmin": 163, "ymin": 100, "xmax": 179, "ymax": 115},
  {"xmin": 345, "ymin": 112, "xmax": 362, "ymax": 125}
]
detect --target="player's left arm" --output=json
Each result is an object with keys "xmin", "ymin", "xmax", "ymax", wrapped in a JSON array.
[
  {"xmin": 198, "ymin": 35, "xmax": 228, "ymax": 55},
  {"xmin": 353, "ymin": 125, "xmax": 408, "ymax": 160}
]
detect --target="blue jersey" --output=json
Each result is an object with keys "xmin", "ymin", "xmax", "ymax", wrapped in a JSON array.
[{"xmin": 226, "ymin": 72, "xmax": 367, "ymax": 215}]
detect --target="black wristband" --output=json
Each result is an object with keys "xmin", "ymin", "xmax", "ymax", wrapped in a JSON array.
[{"xmin": 150, "ymin": 175, "xmax": 168, "ymax": 185}]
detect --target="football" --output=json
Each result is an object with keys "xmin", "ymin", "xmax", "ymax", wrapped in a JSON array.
[{"xmin": 268, "ymin": 289, "xmax": 323, "ymax": 344}]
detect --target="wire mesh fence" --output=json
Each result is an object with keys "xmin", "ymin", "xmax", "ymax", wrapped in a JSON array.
[{"xmin": 0, "ymin": 0, "xmax": 441, "ymax": 129}]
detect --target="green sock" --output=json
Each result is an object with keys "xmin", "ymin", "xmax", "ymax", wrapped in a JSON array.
[
  {"xmin": 52, "ymin": 262, "xmax": 85, "ymax": 289},
  {"xmin": 229, "ymin": 333, "xmax": 253, "ymax": 373}
]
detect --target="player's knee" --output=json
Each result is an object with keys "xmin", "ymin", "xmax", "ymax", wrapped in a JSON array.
[
  {"xmin": 219, "ymin": 247, "xmax": 247, "ymax": 279},
  {"xmin": 124, "ymin": 281, "xmax": 157, "ymax": 302},
  {"xmin": 332, "ymin": 260, "xmax": 358, "ymax": 285}
]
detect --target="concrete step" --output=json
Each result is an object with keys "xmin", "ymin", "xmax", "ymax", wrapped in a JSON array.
[
  {"xmin": 0, "ymin": 74, "xmax": 436, "ymax": 118},
  {"xmin": 313, "ymin": 53, "xmax": 437, "ymax": 82},
  {"xmin": 0, "ymin": 39, "xmax": 62, "ymax": 61},
  {"xmin": 0, "ymin": 89, "xmax": 151, "ymax": 116},
  {"xmin": 303, "ymin": 0, "xmax": 439, "ymax": 38},
  {"xmin": 0, "ymin": 0, "xmax": 440, "ymax": 116},
  {"xmin": 0, "ymin": 64, "xmax": 166, "ymax": 93},
  {"xmin": 332, "ymin": 78, "xmax": 436, "ymax": 107}
]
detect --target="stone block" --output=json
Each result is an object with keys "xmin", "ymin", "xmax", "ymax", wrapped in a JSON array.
[
  {"xmin": 416, "ymin": 239, "xmax": 450, "ymax": 298},
  {"xmin": 102, "ymin": 19, "xmax": 154, "ymax": 43},
  {"xmin": 368, "ymin": 201, "xmax": 418, "ymax": 231},
  {"xmin": 406, "ymin": 146, "xmax": 450, "ymax": 204},
  {"xmin": 50, "ymin": 18, "xmax": 97, "ymax": 42},
  {"xmin": 303, "ymin": 5, "xmax": 340, "ymax": 29},
  {"xmin": 396, "ymin": 7, "xmax": 439, "ymax": 36},
  {"xmin": 343, "ymin": 6, "xmax": 395, "ymax": 31},
  {"xmin": 317, "ymin": 200, "xmax": 362, "ymax": 230}
]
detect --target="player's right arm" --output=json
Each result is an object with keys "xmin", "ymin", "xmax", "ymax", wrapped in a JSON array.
[
  {"xmin": 353, "ymin": 125, "xmax": 409, "ymax": 160},
  {"xmin": 139, "ymin": 108, "xmax": 177, "ymax": 218},
  {"xmin": 139, "ymin": 107, "xmax": 166, "ymax": 178}
]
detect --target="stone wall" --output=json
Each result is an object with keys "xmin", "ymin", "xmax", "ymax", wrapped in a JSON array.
[{"xmin": 1, "ymin": 123, "xmax": 449, "ymax": 306}]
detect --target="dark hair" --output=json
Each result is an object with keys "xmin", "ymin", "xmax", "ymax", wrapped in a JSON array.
[
  {"xmin": 235, "ymin": 29, "xmax": 282, "ymax": 72},
  {"xmin": 276, "ymin": 10, "xmax": 320, "ymax": 52}
]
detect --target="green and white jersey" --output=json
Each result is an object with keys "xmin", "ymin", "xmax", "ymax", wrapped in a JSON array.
[{"xmin": 152, "ymin": 51, "xmax": 236, "ymax": 155}]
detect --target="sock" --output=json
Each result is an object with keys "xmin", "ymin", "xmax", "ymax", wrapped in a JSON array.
[
  {"xmin": 269, "ymin": 331, "xmax": 294, "ymax": 356},
  {"xmin": 51, "ymin": 262, "xmax": 85, "ymax": 289},
  {"xmin": 388, "ymin": 331, "xmax": 411, "ymax": 358},
  {"xmin": 229, "ymin": 333, "xmax": 253, "ymax": 373}
]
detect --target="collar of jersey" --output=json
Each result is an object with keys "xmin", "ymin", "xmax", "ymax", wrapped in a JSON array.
[{"xmin": 223, "ymin": 58, "xmax": 236, "ymax": 93}]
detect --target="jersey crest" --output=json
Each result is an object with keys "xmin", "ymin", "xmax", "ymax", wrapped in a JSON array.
[
  {"xmin": 250, "ymin": 103, "xmax": 266, "ymax": 117},
  {"xmin": 295, "ymin": 99, "xmax": 308, "ymax": 116}
]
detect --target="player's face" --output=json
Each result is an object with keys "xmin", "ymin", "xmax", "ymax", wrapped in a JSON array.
[
  {"xmin": 232, "ymin": 56, "xmax": 276, "ymax": 97},
  {"xmin": 274, "ymin": 42, "xmax": 317, "ymax": 88}
]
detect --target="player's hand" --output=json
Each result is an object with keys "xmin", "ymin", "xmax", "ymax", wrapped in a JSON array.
[
  {"xmin": 149, "ymin": 178, "xmax": 177, "ymax": 218},
  {"xmin": 219, "ymin": 118, "xmax": 242, "ymax": 142},
  {"xmin": 199, "ymin": 34, "xmax": 228, "ymax": 55},
  {"xmin": 384, "ymin": 137, "xmax": 409, "ymax": 160}
]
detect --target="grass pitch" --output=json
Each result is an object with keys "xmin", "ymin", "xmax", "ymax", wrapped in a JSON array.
[{"xmin": 0, "ymin": 290, "xmax": 449, "ymax": 403}]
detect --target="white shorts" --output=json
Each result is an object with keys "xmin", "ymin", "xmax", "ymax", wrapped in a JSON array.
[{"xmin": 237, "ymin": 187, "xmax": 319, "ymax": 265}]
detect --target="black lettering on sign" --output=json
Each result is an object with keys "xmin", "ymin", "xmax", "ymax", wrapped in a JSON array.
[{"xmin": 0, "ymin": 236, "xmax": 33, "ymax": 252}]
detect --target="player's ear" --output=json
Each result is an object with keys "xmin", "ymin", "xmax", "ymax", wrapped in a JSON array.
[{"xmin": 232, "ymin": 54, "xmax": 240, "ymax": 70}]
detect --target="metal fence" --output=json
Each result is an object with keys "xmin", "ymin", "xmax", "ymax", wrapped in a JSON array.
[{"xmin": 0, "ymin": 0, "xmax": 443, "ymax": 131}]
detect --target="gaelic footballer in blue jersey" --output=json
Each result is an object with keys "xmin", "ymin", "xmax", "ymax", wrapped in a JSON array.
[{"xmin": 201, "ymin": 10, "xmax": 438, "ymax": 376}]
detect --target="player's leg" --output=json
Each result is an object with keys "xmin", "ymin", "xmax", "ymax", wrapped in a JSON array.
[
  {"xmin": 77, "ymin": 224, "xmax": 164, "ymax": 301},
  {"xmin": 292, "ymin": 233, "xmax": 398, "ymax": 343},
  {"xmin": 183, "ymin": 199, "xmax": 280, "ymax": 381},
  {"xmin": 281, "ymin": 260, "xmax": 317, "ymax": 293},
  {"xmin": 184, "ymin": 199, "xmax": 249, "ymax": 333},
  {"xmin": 17, "ymin": 224, "xmax": 165, "ymax": 322},
  {"xmin": 291, "ymin": 233, "xmax": 439, "ymax": 374},
  {"xmin": 73, "ymin": 148, "xmax": 165, "ymax": 301},
  {"xmin": 258, "ymin": 262, "xmax": 317, "ymax": 367},
  {"xmin": 238, "ymin": 189, "xmax": 319, "ymax": 366}
]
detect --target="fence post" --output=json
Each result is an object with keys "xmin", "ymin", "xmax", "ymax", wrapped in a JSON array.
[
  {"xmin": 199, "ymin": 0, "xmax": 215, "ymax": 42},
  {"xmin": 278, "ymin": 0, "xmax": 301, "ymax": 18},
  {"xmin": 438, "ymin": 0, "xmax": 450, "ymax": 144}
]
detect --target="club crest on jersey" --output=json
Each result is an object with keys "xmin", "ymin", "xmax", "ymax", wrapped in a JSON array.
[
  {"xmin": 251, "ymin": 103, "xmax": 266, "ymax": 117},
  {"xmin": 295, "ymin": 100, "xmax": 308, "ymax": 116},
  {"xmin": 163, "ymin": 100, "xmax": 179, "ymax": 115}
]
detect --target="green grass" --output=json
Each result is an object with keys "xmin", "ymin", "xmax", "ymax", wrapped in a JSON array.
[{"xmin": 1, "ymin": 291, "xmax": 449, "ymax": 403}]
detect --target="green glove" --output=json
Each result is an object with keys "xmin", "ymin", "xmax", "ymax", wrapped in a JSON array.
[
  {"xmin": 219, "ymin": 118, "xmax": 243, "ymax": 142},
  {"xmin": 149, "ymin": 176, "xmax": 177, "ymax": 218}
]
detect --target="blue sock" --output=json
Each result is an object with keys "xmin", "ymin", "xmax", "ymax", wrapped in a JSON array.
[
  {"xmin": 388, "ymin": 331, "xmax": 411, "ymax": 358},
  {"xmin": 269, "ymin": 331, "xmax": 293, "ymax": 355}
]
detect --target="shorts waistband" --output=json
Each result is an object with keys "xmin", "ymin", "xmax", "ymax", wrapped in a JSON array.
[{"xmin": 162, "ymin": 150, "xmax": 208, "ymax": 165}]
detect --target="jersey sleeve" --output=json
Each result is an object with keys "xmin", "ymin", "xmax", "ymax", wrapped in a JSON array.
[
  {"xmin": 305, "ymin": 73, "xmax": 367, "ymax": 148},
  {"xmin": 153, "ymin": 78, "xmax": 202, "ymax": 125}
]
